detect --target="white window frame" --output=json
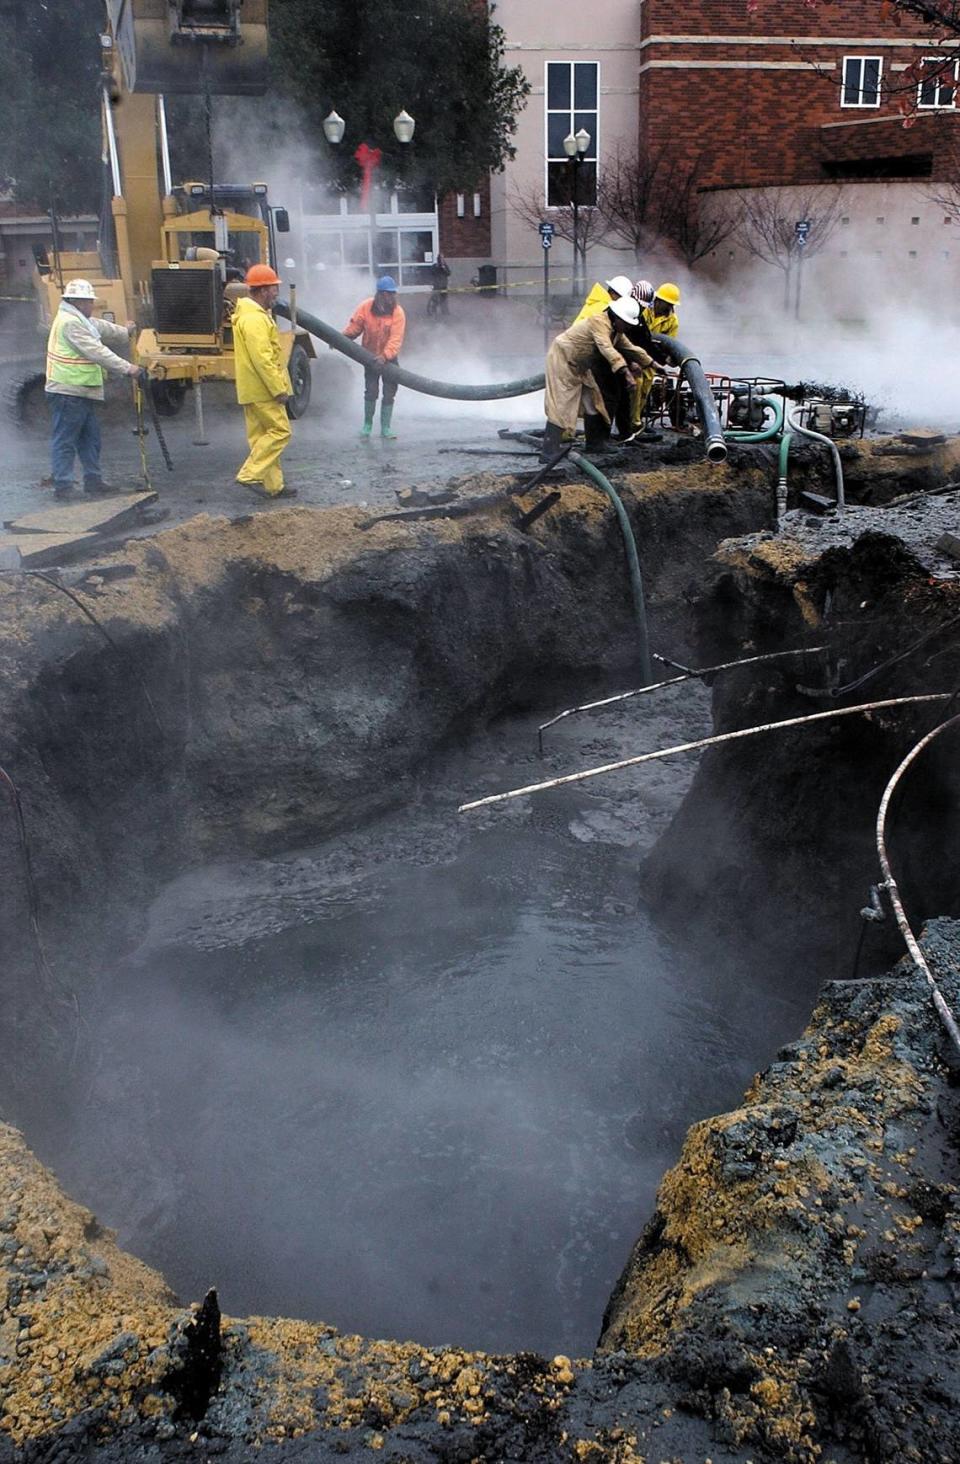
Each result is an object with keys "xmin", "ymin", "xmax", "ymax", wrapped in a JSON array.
[
  {"xmin": 918, "ymin": 55, "xmax": 959, "ymax": 109},
  {"xmin": 841, "ymin": 55, "xmax": 883, "ymax": 108},
  {"xmin": 544, "ymin": 59, "xmax": 599, "ymax": 209}
]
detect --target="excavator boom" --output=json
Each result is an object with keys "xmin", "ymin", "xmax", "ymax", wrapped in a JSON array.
[{"xmin": 105, "ymin": 0, "xmax": 269, "ymax": 95}]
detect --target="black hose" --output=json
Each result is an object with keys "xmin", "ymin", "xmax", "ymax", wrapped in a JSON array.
[
  {"xmin": 651, "ymin": 332, "xmax": 727, "ymax": 463},
  {"xmin": 277, "ymin": 300, "xmax": 546, "ymax": 402},
  {"xmin": 279, "ymin": 303, "xmax": 726, "ymax": 460}
]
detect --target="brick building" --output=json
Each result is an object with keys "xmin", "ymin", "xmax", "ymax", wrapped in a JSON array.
[
  {"xmin": 639, "ymin": 0, "xmax": 959, "ymax": 189},
  {"xmin": 461, "ymin": 2, "xmax": 960, "ymax": 304}
]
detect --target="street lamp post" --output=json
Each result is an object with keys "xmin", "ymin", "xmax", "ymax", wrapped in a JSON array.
[
  {"xmin": 323, "ymin": 109, "xmax": 415, "ymax": 281},
  {"xmin": 563, "ymin": 127, "xmax": 591, "ymax": 296}
]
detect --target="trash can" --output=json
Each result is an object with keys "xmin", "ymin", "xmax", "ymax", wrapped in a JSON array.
[{"xmin": 476, "ymin": 264, "xmax": 498, "ymax": 298}]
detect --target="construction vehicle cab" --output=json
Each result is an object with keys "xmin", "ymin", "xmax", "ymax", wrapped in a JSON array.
[
  {"xmin": 24, "ymin": 0, "xmax": 315, "ymax": 424},
  {"xmin": 137, "ymin": 181, "xmax": 313, "ymax": 418}
]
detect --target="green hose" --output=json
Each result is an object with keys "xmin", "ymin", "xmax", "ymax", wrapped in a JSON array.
[
  {"xmin": 776, "ymin": 432, "xmax": 793, "ymax": 525},
  {"xmin": 568, "ymin": 450, "xmax": 652, "ymax": 682},
  {"xmin": 724, "ymin": 394, "xmax": 785, "ymax": 443}
]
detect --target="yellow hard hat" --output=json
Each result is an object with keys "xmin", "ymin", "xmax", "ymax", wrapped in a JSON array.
[{"xmin": 655, "ymin": 282, "xmax": 681, "ymax": 305}]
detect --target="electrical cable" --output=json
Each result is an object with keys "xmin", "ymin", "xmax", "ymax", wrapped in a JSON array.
[
  {"xmin": 458, "ymin": 692, "xmax": 953, "ymax": 813},
  {"xmin": 876, "ymin": 706, "xmax": 960, "ymax": 1058},
  {"xmin": 823, "ymin": 614, "xmax": 960, "ymax": 700},
  {"xmin": 536, "ymin": 645, "xmax": 828, "ymax": 754},
  {"xmin": 25, "ymin": 572, "xmax": 164, "ymax": 735},
  {"xmin": 0, "ymin": 763, "xmax": 80, "ymax": 1048}
]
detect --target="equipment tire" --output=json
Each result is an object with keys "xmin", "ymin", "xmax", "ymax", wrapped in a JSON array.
[
  {"xmin": 7, "ymin": 372, "xmax": 48, "ymax": 431},
  {"xmin": 286, "ymin": 344, "xmax": 312, "ymax": 419},
  {"xmin": 149, "ymin": 380, "xmax": 187, "ymax": 417}
]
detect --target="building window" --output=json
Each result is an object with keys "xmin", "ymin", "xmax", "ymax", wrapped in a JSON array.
[
  {"xmin": 918, "ymin": 56, "xmax": 958, "ymax": 108},
  {"xmin": 545, "ymin": 60, "xmax": 598, "ymax": 207},
  {"xmin": 473, "ymin": 192, "xmax": 482, "ymax": 217},
  {"xmin": 841, "ymin": 55, "xmax": 882, "ymax": 107}
]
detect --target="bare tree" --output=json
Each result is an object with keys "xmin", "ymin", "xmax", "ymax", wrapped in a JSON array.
[
  {"xmin": 733, "ymin": 185, "xmax": 844, "ymax": 306},
  {"xmin": 594, "ymin": 139, "xmax": 676, "ymax": 262},
  {"xmin": 508, "ymin": 184, "xmax": 608, "ymax": 291},
  {"xmin": 664, "ymin": 167, "xmax": 739, "ymax": 267},
  {"xmin": 594, "ymin": 141, "xmax": 738, "ymax": 267}
]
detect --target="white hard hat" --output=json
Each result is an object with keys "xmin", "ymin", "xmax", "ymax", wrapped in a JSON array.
[
  {"xmin": 62, "ymin": 279, "xmax": 96, "ymax": 300},
  {"xmin": 604, "ymin": 275, "xmax": 634, "ymax": 299},
  {"xmin": 609, "ymin": 295, "xmax": 640, "ymax": 326}
]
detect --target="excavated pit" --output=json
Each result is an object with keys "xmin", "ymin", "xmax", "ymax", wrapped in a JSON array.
[{"xmin": 1, "ymin": 444, "xmax": 960, "ymax": 1462}]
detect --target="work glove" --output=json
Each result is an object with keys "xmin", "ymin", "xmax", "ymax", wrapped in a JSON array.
[{"xmin": 137, "ymin": 366, "xmax": 152, "ymax": 389}]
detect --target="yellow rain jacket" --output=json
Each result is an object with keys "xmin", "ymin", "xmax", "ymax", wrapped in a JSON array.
[
  {"xmin": 232, "ymin": 296, "xmax": 292, "ymax": 403},
  {"xmin": 632, "ymin": 306, "xmax": 679, "ymax": 425},
  {"xmin": 232, "ymin": 296, "xmax": 293, "ymax": 495},
  {"xmin": 572, "ymin": 282, "xmax": 612, "ymax": 325}
]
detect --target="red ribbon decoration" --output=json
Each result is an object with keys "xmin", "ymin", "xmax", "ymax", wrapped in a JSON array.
[{"xmin": 354, "ymin": 143, "xmax": 383, "ymax": 209}]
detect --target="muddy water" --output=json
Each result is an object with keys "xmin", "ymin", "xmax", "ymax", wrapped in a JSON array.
[{"xmin": 38, "ymin": 685, "xmax": 818, "ymax": 1355}]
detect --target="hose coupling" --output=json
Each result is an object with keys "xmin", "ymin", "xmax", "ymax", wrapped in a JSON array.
[{"xmin": 860, "ymin": 884, "xmax": 887, "ymax": 923}]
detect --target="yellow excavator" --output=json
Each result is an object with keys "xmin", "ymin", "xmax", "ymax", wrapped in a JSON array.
[{"xmin": 25, "ymin": 0, "xmax": 314, "ymax": 430}]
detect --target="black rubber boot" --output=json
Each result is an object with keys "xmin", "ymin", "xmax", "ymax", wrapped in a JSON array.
[
  {"xmin": 583, "ymin": 413, "xmax": 610, "ymax": 452},
  {"xmin": 539, "ymin": 421, "xmax": 564, "ymax": 463}
]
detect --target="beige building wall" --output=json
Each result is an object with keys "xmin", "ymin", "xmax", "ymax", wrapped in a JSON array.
[{"xmin": 490, "ymin": 1, "xmax": 642, "ymax": 289}]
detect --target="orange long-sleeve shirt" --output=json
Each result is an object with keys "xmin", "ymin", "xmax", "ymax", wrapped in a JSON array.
[{"xmin": 343, "ymin": 298, "xmax": 406, "ymax": 360}]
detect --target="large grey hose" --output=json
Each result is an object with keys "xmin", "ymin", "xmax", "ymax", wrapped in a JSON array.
[
  {"xmin": 277, "ymin": 301, "xmax": 545, "ymax": 401},
  {"xmin": 651, "ymin": 333, "xmax": 727, "ymax": 463},
  {"xmin": 279, "ymin": 302, "xmax": 726, "ymax": 462}
]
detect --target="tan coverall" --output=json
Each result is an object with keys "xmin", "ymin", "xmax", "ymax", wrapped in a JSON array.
[
  {"xmin": 545, "ymin": 313, "xmax": 652, "ymax": 434},
  {"xmin": 232, "ymin": 295, "xmax": 293, "ymax": 496}
]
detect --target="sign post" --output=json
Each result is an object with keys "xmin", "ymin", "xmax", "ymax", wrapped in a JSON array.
[
  {"xmin": 539, "ymin": 221, "xmax": 555, "ymax": 350},
  {"xmin": 794, "ymin": 218, "xmax": 811, "ymax": 320}
]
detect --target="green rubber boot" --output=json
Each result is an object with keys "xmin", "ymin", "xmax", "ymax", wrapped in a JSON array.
[
  {"xmin": 360, "ymin": 401, "xmax": 375, "ymax": 438},
  {"xmin": 380, "ymin": 403, "xmax": 397, "ymax": 440}
]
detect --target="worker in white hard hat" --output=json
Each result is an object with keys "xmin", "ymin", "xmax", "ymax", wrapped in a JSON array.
[
  {"xmin": 571, "ymin": 273, "xmax": 635, "ymax": 326},
  {"xmin": 44, "ymin": 279, "xmax": 141, "ymax": 499},
  {"xmin": 542, "ymin": 295, "xmax": 655, "ymax": 460}
]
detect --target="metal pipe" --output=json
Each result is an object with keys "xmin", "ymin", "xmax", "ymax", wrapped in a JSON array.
[
  {"xmin": 776, "ymin": 432, "xmax": 794, "ymax": 528},
  {"xmin": 458, "ymin": 693, "xmax": 952, "ymax": 813},
  {"xmin": 786, "ymin": 404, "xmax": 845, "ymax": 510},
  {"xmin": 193, "ymin": 381, "xmax": 208, "ymax": 445},
  {"xmin": 876, "ymin": 710, "xmax": 960, "ymax": 1057},
  {"xmin": 103, "ymin": 87, "xmax": 122, "ymax": 196},
  {"xmin": 651, "ymin": 333, "xmax": 726, "ymax": 463},
  {"xmin": 158, "ymin": 94, "xmax": 173, "ymax": 196}
]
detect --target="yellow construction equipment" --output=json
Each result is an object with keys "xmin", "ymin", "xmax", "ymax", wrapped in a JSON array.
[{"xmin": 29, "ymin": 0, "xmax": 314, "ymax": 425}]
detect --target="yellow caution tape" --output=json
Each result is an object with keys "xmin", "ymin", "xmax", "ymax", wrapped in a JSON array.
[{"xmin": 440, "ymin": 274, "xmax": 577, "ymax": 296}]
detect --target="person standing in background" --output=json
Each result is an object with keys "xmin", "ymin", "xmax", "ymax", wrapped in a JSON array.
[{"xmin": 343, "ymin": 276, "xmax": 406, "ymax": 439}]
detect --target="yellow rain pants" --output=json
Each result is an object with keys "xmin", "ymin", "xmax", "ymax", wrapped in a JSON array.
[
  {"xmin": 236, "ymin": 400, "xmax": 292, "ymax": 495},
  {"xmin": 631, "ymin": 307, "xmax": 679, "ymax": 426}
]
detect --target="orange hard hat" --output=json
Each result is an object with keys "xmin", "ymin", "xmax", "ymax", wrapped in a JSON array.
[{"xmin": 245, "ymin": 263, "xmax": 282, "ymax": 286}]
